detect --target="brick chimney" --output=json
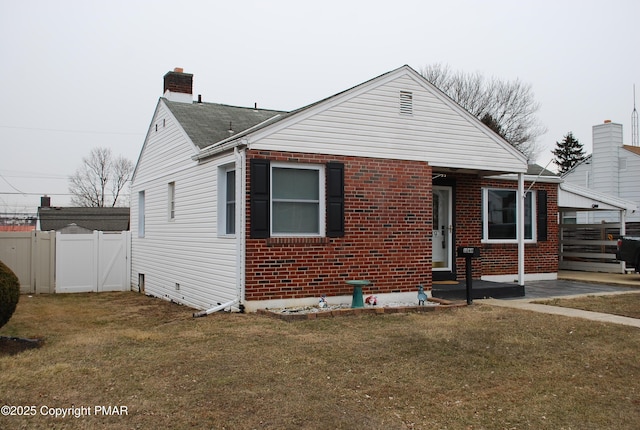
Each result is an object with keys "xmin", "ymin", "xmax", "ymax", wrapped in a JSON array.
[{"xmin": 163, "ymin": 67, "xmax": 193, "ymax": 103}]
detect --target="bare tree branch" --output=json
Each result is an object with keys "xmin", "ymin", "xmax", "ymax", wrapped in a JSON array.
[
  {"xmin": 68, "ymin": 147, "xmax": 133, "ymax": 207},
  {"xmin": 420, "ymin": 64, "xmax": 546, "ymax": 161}
]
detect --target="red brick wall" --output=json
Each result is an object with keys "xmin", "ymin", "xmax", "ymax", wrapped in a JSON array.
[
  {"xmin": 244, "ymin": 150, "xmax": 432, "ymax": 301},
  {"xmin": 451, "ymin": 175, "xmax": 483, "ymax": 279},
  {"xmin": 478, "ymin": 178, "xmax": 558, "ymax": 277}
]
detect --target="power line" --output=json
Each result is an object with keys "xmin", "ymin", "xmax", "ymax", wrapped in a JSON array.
[
  {"xmin": 0, "ymin": 172, "xmax": 26, "ymax": 195},
  {"xmin": 0, "ymin": 192, "xmax": 74, "ymax": 196},
  {"xmin": 0, "ymin": 125, "xmax": 144, "ymax": 136}
]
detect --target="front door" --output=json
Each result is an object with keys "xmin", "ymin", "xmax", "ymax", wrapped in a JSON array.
[{"xmin": 432, "ymin": 186, "xmax": 453, "ymax": 276}]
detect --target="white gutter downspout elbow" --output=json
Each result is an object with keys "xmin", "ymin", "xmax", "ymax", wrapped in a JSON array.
[{"xmin": 193, "ymin": 299, "xmax": 239, "ymax": 318}]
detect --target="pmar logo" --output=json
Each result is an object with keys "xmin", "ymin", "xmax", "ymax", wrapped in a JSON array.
[{"xmin": 94, "ymin": 406, "xmax": 129, "ymax": 416}]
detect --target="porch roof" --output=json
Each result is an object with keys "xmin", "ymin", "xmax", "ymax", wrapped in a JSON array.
[{"xmin": 558, "ymin": 182, "xmax": 638, "ymax": 212}]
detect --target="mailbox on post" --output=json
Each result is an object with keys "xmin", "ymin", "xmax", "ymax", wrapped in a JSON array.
[
  {"xmin": 457, "ymin": 247, "xmax": 480, "ymax": 258},
  {"xmin": 457, "ymin": 247, "xmax": 480, "ymax": 304}
]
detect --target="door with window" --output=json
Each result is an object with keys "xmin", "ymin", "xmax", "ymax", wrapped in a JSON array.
[{"xmin": 432, "ymin": 186, "xmax": 453, "ymax": 278}]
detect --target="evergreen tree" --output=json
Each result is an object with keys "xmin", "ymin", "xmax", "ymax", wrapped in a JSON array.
[{"xmin": 553, "ymin": 132, "xmax": 585, "ymax": 175}]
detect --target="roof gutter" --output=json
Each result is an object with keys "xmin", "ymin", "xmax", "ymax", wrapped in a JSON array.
[{"xmin": 192, "ymin": 138, "xmax": 247, "ymax": 161}]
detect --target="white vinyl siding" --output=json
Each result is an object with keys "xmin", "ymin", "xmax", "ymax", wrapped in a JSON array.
[
  {"xmin": 249, "ymin": 73, "xmax": 527, "ymax": 174},
  {"xmin": 131, "ymin": 100, "xmax": 239, "ymax": 310}
]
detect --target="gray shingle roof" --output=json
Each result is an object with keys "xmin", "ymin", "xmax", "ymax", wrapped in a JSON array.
[
  {"xmin": 163, "ymin": 99, "xmax": 287, "ymax": 149},
  {"xmin": 526, "ymin": 164, "xmax": 558, "ymax": 177},
  {"xmin": 38, "ymin": 207, "xmax": 130, "ymax": 232}
]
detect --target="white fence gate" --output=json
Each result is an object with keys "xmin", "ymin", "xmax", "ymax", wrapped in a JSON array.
[{"xmin": 56, "ymin": 231, "xmax": 131, "ymax": 293}]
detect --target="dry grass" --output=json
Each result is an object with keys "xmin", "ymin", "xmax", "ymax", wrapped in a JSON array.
[
  {"xmin": 1, "ymin": 292, "xmax": 639, "ymax": 429},
  {"xmin": 535, "ymin": 292, "xmax": 640, "ymax": 319}
]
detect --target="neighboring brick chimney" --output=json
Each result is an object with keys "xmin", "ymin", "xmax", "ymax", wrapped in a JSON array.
[{"xmin": 163, "ymin": 67, "xmax": 193, "ymax": 103}]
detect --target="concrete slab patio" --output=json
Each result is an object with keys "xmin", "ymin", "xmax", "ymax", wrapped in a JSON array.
[{"xmin": 479, "ymin": 270, "xmax": 640, "ymax": 328}]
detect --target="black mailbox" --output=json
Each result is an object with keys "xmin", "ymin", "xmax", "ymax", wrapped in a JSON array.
[
  {"xmin": 456, "ymin": 246, "xmax": 480, "ymax": 304},
  {"xmin": 457, "ymin": 247, "xmax": 480, "ymax": 258}
]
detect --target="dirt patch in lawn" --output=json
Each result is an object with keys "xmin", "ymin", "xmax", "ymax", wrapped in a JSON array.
[{"xmin": 0, "ymin": 336, "xmax": 44, "ymax": 356}]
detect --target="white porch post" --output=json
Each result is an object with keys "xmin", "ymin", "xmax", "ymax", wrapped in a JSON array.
[
  {"xmin": 235, "ymin": 146, "xmax": 246, "ymax": 304},
  {"xmin": 518, "ymin": 173, "xmax": 525, "ymax": 286}
]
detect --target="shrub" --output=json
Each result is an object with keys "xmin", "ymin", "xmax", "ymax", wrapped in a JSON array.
[{"xmin": 0, "ymin": 260, "xmax": 20, "ymax": 329}]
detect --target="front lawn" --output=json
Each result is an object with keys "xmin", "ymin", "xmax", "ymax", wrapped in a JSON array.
[{"xmin": 1, "ymin": 292, "xmax": 639, "ymax": 429}]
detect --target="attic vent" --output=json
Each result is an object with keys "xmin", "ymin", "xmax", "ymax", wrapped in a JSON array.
[{"xmin": 400, "ymin": 91, "xmax": 413, "ymax": 115}]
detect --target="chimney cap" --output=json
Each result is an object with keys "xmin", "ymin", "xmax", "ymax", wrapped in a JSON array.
[
  {"xmin": 604, "ymin": 119, "xmax": 612, "ymax": 123},
  {"xmin": 174, "ymin": 67, "xmax": 184, "ymax": 73}
]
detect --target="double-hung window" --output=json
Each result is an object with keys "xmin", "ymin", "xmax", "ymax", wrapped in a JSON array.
[
  {"xmin": 271, "ymin": 164, "xmax": 323, "ymax": 235},
  {"xmin": 225, "ymin": 169, "xmax": 236, "ymax": 235},
  {"xmin": 138, "ymin": 191, "xmax": 145, "ymax": 237},
  {"xmin": 218, "ymin": 165, "xmax": 236, "ymax": 237},
  {"xmin": 482, "ymin": 188, "xmax": 534, "ymax": 242},
  {"xmin": 250, "ymin": 159, "xmax": 343, "ymax": 239}
]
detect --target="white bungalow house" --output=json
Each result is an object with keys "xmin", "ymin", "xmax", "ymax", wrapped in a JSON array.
[{"xmin": 130, "ymin": 65, "xmax": 563, "ymax": 312}]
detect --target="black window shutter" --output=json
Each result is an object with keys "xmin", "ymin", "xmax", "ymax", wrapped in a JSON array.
[
  {"xmin": 536, "ymin": 189, "xmax": 548, "ymax": 242},
  {"xmin": 326, "ymin": 162, "xmax": 345, "ymax": 237},
  {"xmin": 250, "ymin": 159, "xmax": 270, "ymax": 238}
]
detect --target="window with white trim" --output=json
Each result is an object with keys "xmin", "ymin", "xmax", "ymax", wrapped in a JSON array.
[
  {"xmin": 225, "ymin": 169, "xmax": 236, "ymax": 235},
  {"xmin": 138, "ymin": 191, "xmax": 145, "ymax": 237},
  {"xmin": 168, "ymin": 182, "xmax": 175, "ymax": 221},
  {"xmin": 271, "ymin": 164, "xmax": 324, "ymax": 236},
  {"xmin": 482, "ymin": 188, "xmax": 535, "ymax": 242},
  {"xmin": 218, "ymin": 165, "xmax": 236, "ymax": 236}
]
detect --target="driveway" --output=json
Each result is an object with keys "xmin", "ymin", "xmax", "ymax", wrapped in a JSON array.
[
  {"xmin": 517, "ymin": 271, "xmax": 639, "ymax": 300},
  {"xmin": 480, "ymin": 271, "xmax": 640, "ymax": 328}
]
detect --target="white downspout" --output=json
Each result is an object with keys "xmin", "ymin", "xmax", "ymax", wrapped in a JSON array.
[
  {"xmin": 518, "ymin": 173, "xmax": 525, "ymax": 286},
  {"xmin": 192, "ymin": 146, "xmax": 246, "ymax": 318},
  {"xmin": 193, "ymin": 299, "xmax": 239, "ymax": 318}
]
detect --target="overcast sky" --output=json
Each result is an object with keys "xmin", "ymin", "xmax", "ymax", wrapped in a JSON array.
[{"xmin": 1, "ymin": 0, "xmax": 639, "ymax": 213}]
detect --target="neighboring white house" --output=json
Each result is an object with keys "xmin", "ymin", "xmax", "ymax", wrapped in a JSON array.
[{"xmin": 563, "ymin": 120, "xmax": 640, "ymax": 224}]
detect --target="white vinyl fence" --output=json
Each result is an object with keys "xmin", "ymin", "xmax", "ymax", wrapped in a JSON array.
[
  {"xmin": 56, "ymin": 231, "xmax": 131, "ymax": 293},
  {"xmin": 0, "ymin": 231, "xmax": 55, "ymax": 294}
]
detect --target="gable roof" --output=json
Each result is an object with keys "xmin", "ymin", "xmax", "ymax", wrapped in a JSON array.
[
  {"xmin": 163, "ymin": 100, "xmax": 286, "ymax": 149},
  {"xmin": 526, "ymin": 163, "xmax": 558, "ymax": 177},
  {"xmin": 38, "ymin": 207, "xmax": 130, "ymax": 232},
  {"xmin": 194, "ymin": 65, "xmax": 528, "ymax": 174}
]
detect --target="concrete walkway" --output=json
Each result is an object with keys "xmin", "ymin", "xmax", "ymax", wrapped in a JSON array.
[{"xmin": 478, "ymin": 271, "xmax": 640, "ymax": 328}]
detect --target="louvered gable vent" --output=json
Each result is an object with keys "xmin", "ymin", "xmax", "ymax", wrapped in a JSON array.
[{"xmin": 399, "ymin": 91, "xmax": 413, "ymax": 115}]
